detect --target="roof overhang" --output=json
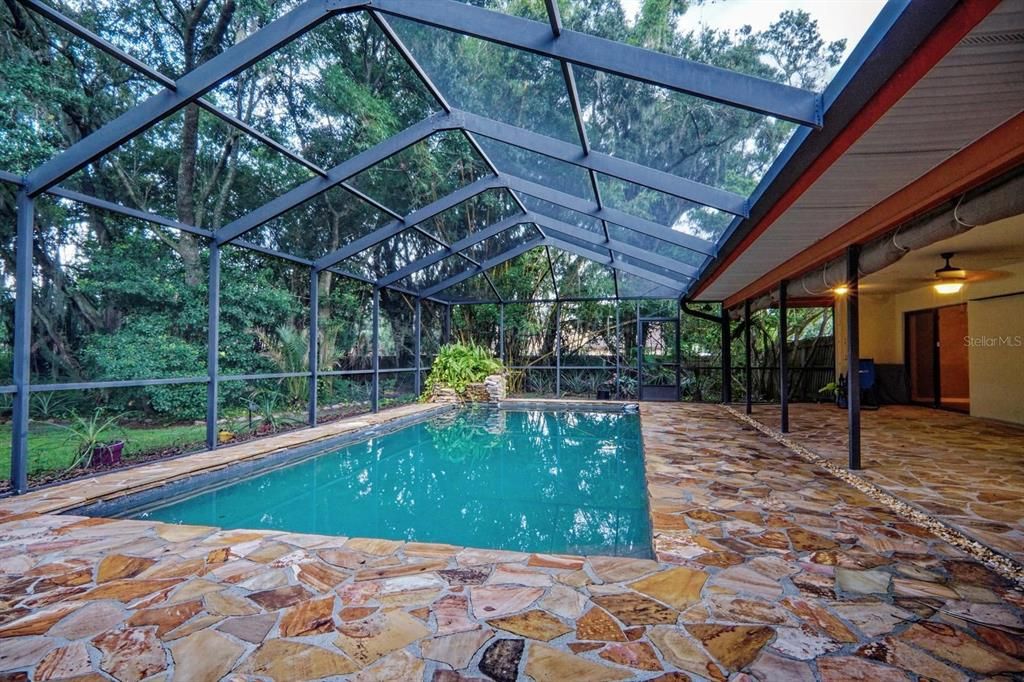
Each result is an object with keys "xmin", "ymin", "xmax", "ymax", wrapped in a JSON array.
[{"xmin": 692, "ymin": 0, "xmax": 1022, "ymax": 305}]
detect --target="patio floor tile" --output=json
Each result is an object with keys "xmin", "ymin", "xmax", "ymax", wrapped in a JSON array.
[{"xmin": 0, "ymin": 402, "xmax": 1022, "ymax": 679}]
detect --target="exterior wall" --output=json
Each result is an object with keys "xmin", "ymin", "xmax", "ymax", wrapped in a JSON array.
[
  {"xmin": 967, "ymin": 292, "xmax": 1024, "ymax": 424},
  {"xmin": 835, "ymin": 261, "xmax": 1024, "ymax": 424}
]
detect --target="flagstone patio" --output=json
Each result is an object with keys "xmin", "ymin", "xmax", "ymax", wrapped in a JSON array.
[
  {"xmin": 742, "ymin": 403, "xmax": 1024, "ymax": 567},
  {"xmin": 1, "ymin": 402, "xmax": 1023, "ymax": 681}
]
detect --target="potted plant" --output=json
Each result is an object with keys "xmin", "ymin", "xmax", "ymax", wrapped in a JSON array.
[
  {"xmin": 818, "ymin": 374, "xmax": 848, "ymax": 409},
  {"xmin": 58, "ymin": 409, "xmax": 125, "ymax": 470}
]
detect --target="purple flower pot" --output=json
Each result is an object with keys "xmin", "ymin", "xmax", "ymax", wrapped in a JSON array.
[{"xmin": 90, "ymin": 440, "xmax": 124, "ymax": 468}]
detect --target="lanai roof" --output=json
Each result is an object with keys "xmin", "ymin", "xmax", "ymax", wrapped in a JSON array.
[{"xmin": 6, "ymin": 0, "xmax": 928, "ymax": 303}]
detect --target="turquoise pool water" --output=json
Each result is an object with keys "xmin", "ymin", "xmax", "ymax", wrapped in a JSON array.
[{"xmin": 136, "ymin": 409, "xmax": 652, "ymax": 557}]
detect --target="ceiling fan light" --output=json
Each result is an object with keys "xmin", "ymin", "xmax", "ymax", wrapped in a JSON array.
[
  {"xmin": 934, "ymin": 281, "xmax": 964, "ymax": 295},
  {"xmin": 932, "ymin": 252, "xmax": 966, "ymax": 294},
  {"xmin": 832, "ymin": 285, "xmax": 850, "ymax": 296}
]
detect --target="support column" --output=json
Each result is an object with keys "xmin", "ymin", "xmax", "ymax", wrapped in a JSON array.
[
  {"xmin": 554, "ymin": 301, "xmax": 561, "ymax": 397},
  {"xmin": 744, "ymin": 299, "xmax": 753, "ymax": 415},
  {"xmin": 308, "ymin": 269, "xmax": 318, "ymax": 427},
  {"xmin": 614, "ymin": 305, "xmax": 621, "ymax": 398},
  {"xmin": 206, "ymin": 243, "xmax": 221, "ymax": 450},
  {"xmin": 635, "ymin": 301, "xmax": 642, "ymax": 401},
  {"xmin": 442, "ymin": 304, "xmax": 452, "ymax": 345},
  {"xmin": 721, "ymin": 305, "xmax": 732, "ymax": 404},
  {"xmin": 847, "ymin": 246, "xmax": 862, "ymax": 470},
  {"xmin": 499, "ymin": 303, "xmax": 505, "ymax": 364},
  {"xmin": 414, "ymin": 299, "xmax": 422, "ymax": 396},
  {"xmin": 779, "ymin": 280, "xmax": 789, "ymax": 433},
  {"xmin": 10, "ymin": 191, "xmax": 34, "ymax": 494},
  {"xmin": 675, "ymin": 302, "xmax": 682, "ymax": 401},
  {"xmin": 372, "ymin": 287, "xmax": 380, "ymax": 413}
]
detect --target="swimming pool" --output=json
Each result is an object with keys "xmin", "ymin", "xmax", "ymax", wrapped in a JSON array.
[{"xmin": 133, "ymin": 408, "xmax": 652, "ymax": 557}]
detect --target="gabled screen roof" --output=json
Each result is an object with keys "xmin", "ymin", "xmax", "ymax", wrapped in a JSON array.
[{"xmin": 5, "ymin": 0, "xmax": 899, "ymax": 303}]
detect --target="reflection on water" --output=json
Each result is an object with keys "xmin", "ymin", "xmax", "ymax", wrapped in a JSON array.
[{"xmin": 139, "ymin": 409, "xmax": 651, "ymax": 557}]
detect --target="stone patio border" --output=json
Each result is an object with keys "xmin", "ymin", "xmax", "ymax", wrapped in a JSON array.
[{"xmin": 724, "ymin": 404, "xmax": 1024, "ymax": 586}]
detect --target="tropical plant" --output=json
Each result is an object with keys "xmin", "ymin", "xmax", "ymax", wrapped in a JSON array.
[
  {"xmin": 55, "ymin": 410, "xmax": 125, "ymax": 471},
  {"xmin": 561, "ymin": 369, "xmax": 600, "ymax": 396},
  {"xmin": 243, "ymin": 388, "xmax": 301, "ymax": 434},
  {"xmin": 615, "ymin": 373, "xmax": 639, "ymax": 399},
  {"xmin": 423, "ymin": 343, "xmax": 503, "ymax": 397},
  {"xmin": 30, "ymin": 392, "xmax": 70, "ymax": 420},
  {"xmin": 525, "ymin": 370, "xmax": 555, "ymax": 396},
  {"xmin": 257, "ymin": 324, "xmax": 310, "ymax": 407}
]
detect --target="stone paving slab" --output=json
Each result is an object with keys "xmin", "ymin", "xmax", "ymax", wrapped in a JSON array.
[
  {"xmin": 0, "ymin": 402, "xmax": 1022, "ymax": 680},
  {"xmin": 742, "ymin": 404, "xmax": 1024, "ymax": 565}
]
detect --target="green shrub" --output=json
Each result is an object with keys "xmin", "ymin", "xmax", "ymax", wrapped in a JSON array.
[{"xmin": 424, "ymin": 343, "xmax": 502, "ymax": 397}]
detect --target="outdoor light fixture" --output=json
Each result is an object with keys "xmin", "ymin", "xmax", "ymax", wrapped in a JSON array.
[
  {"xmin": 832, "ymin": 285, "xmax": 850, "ymax": 296},
  {"xmin": 933, "ymin": 252, "xmax": 966, "ymax": 294}
]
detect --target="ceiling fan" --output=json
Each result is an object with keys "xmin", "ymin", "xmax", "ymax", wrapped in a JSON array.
[{"xmin": 933, "ymin": 252, "xmax": 967, "ymax": 294}]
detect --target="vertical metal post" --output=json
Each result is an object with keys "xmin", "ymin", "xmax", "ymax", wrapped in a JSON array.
[
  {"xmin": 847, "ymin": 246, "xmax": 862, "ymax": 469},
  {"xmin": 10, "ymin": 191, "xmax": 34, "ymax": 493},
  {"xmin": 675, "ymin": 302, "xmax": 682, "ymax": 401},
  {"xmin": 614, "ymin": 305, "xmax": 621, "ymax": 398},
  {"xmin": 499, "ymin": 303, "xmax": 505, "ymax": 364},
  {"xmin": 779, "ymin": 280, "xmax": 789, "ymax": 433},
  {"xmin": 744, "ymin": 299, "xmax": 753, "ymax": 415},
  {"xmin": 635, "ymin": 301, "xmax": 642, "ymax": 401},
  {"xmin": 414, "ymin": 298, "xmax": 422, "ymax": 396},
  {"xmin": 721, "ymin": 305, "xmax": 732, "ymax": 404},
  {"xmin": 554, "ymin": 301, "xmax": 561, "ymax": 397},
  {"xmin": 206, "ymin": 243, "xmax": 221, "ymax": 450},
  {"xmin": 308, "ymin": 269, "xmax": 318, "ymax": 427},
  {"xmin": 442, "ymin": 303, "xmax": 452, "ymax": 345},
  {"xmin": 371, "ymin": 287, "xmax": 380, "ymax": 413}
]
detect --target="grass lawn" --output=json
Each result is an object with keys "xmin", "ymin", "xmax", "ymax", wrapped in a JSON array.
[{"xmin": 0, "ymin": 421, "xmax": 207, "ymax": 480}]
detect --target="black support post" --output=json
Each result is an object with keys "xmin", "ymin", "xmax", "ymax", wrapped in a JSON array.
[
  {"xmin": 779, "ymin": 280, "xmax": 789, "ymax": 433},
  {"xmin": 635, "ymin": 301, "xmax": 642, "ymax": 401},
  {"xmin": 675, "ymin": 303, "xmax": 682, "ymax": 401},
  {"xmin": 614, "ymin": 305, "xmax": 621, "ymax": 398},
  {"xmin": 372, "ymin": 288, "xmax": 380, "ymax": 413},
  {"xmin": 847, "ymin": 245, "xmax": 862, "ymax": 469},
  {"xmin": 555, "ymin": 301, "xmax": 561, "ymax": 397},
  {"xmin": 721, "ymin": 305, "xmax": 732, "ymax": 404},
  {"xmin": 744, "ymin": 299, "xmax": 753, "ymax": 415},
  {"xmin": 206, "ymin": 243, "xmax": 220, "ymax": 450},
  {"xmin": 414, "ymin": 299, "xmax": 422, "ymax": 396},
  {"xmin": 10, "ymin": 191, "xmax": 34, "ymax": 493},
  {"xmin": 442, "ymin": 304, "xmax": 452, "ymax": 345},
  {"xmin": 308, "ymin": 269, "xmax": 318, "ymax": 426},
  {"xmin": 499, "ymin": 303, "xmax": 505, "ymax": 364}
]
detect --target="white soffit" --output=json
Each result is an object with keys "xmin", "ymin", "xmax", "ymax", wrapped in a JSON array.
[{"xmin": 696, "ymin": 1, "xmax": 1024, "ymax": 302}]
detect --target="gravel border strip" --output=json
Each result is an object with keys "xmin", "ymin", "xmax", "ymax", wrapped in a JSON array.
[{"xmin": 722, "ymin": 404, "xmax": 1024, "ymax": 587}]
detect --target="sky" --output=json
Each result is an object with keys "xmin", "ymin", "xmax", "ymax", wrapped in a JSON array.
[{"xmin": 620, "ymin": 0, "xmax": 889, "ymax": 66}]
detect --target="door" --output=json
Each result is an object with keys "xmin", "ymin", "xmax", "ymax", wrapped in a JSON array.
[
  {"xmin": 905, "ymin": 304, "xmax": 970, "ymax": 412},
  {"xmin": 937, "ymin": 305, "xmax": 970, "ymax": 411},
  {"xmin": 638, "ymin": 318, "xmax": 679, "ymax": 401}
]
